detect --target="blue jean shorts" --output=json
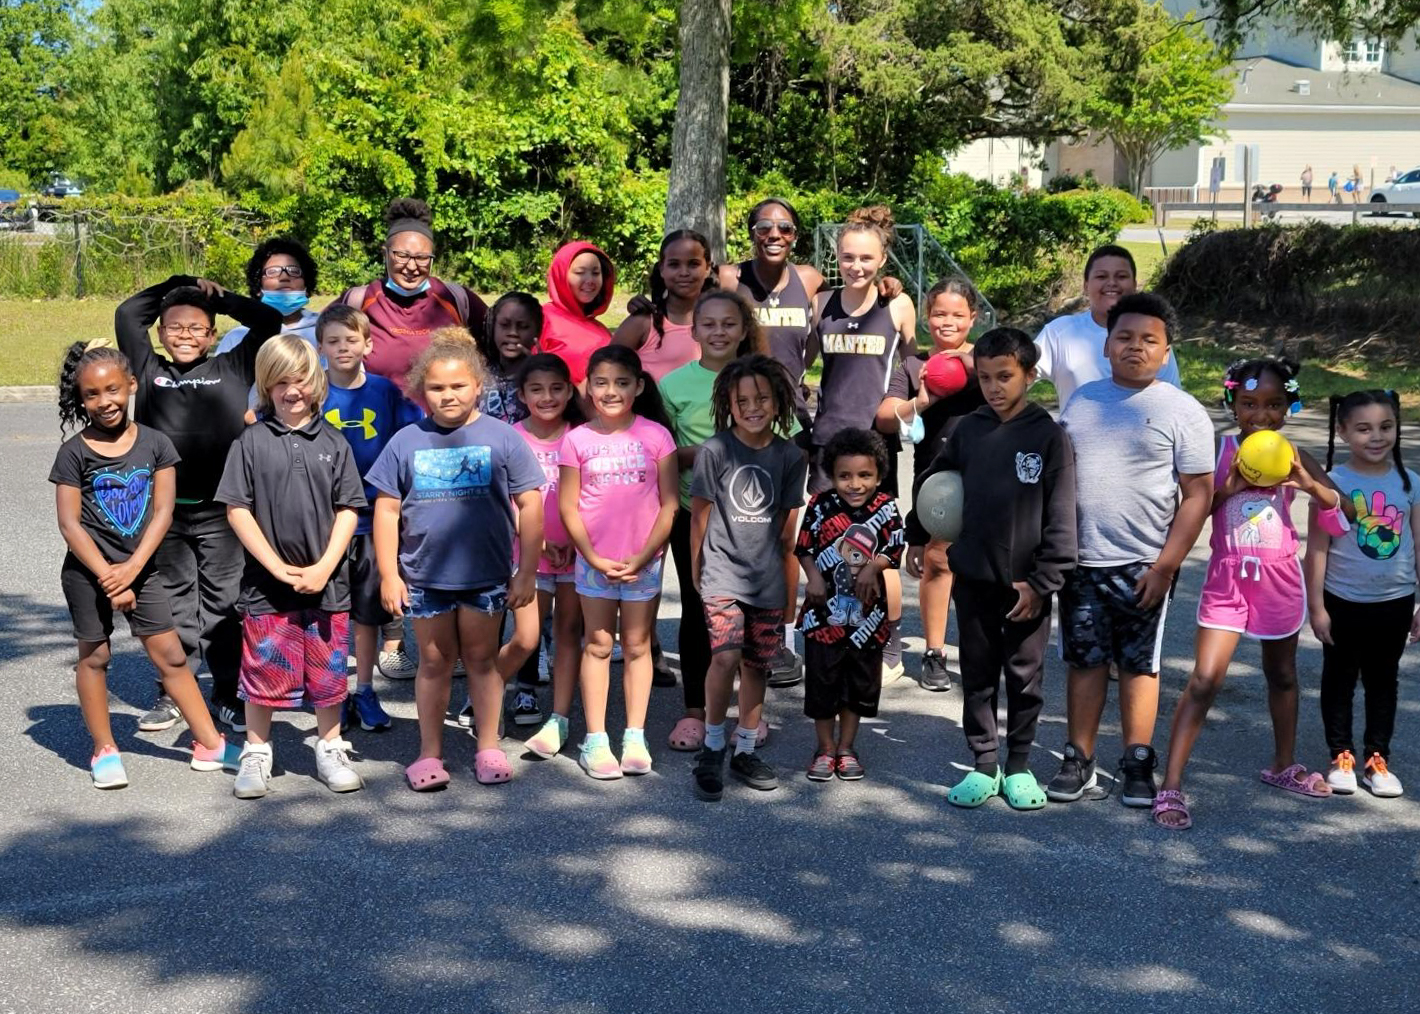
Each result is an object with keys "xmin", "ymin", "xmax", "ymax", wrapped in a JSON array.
[
  {"xmin": 407, "ymin": 583, "xmax": 509, "ymax": 619},
  {"xmin": 574, "ymin": 555, "xmax": 663, "ymax": 602},
  {"xmin": 535, "ymin": 572, "xmax": 577, "ymax": 595}
]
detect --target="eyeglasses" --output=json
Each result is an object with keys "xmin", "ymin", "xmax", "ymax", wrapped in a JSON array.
[
  {"xmin": 752, "ymin": 220, "xmax": 797, "ymax": 238},
  {"xmin": 389, "ymin": 250, "xmax": 433, "ymax": 266},
  {"xmin": 160, "ymin": 323, "xmax": 212, "ymax": 337},
  {"xmin": 260, "ymin": 265, "xmax": 304, "ymax": 279}
]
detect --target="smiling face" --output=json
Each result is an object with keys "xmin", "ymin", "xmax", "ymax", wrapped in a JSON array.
[
  {"xmin": 751, "ymin": 203, "xmax": 798, "ymax": 266},
  {"xmin": 492, "ymin": 302, "xmax": 538, "ymax": 365},
  {"xmin": 520, "ymin": 368, "xmax": 573, "ymax": 425},
  {"xmin": 586, "ymin": 361, "xmax": 642, "ymax": 423},
  {"xmin": 385, "ymin": 230, "xmax": 434, "ymax": 289},
  {"xmin": 1231, "ymin": 370, "xmax": 1289, "ymax": 437},
  {"xmin": 928, "ymin": 291, "xmax": 977, "ymax": 352},
  {"xmin": 1339, "ymin": 403, "xmax": 1398, "ymax": 468},
  {"xmin": 1105, "ymin": 312, "xmax": 1171, "ymax": 389},
  {"xmin": 269, "ymin": 373, "xmax": 317, "ymax": 427},
  {"xmin": 660, "ymin": 238, "xmax": 710, "ymax": 301},
  {"xmin": 157, "ymin": 304, "xmax": 216, "ymax": 364},
  {"xmin": 976, "ymin": 353, "xmax": 1033, "ymax": 421},
  {"xmin": 730, "ymin": 375, "xmax": 778, "ymax": 440},
  {"xmin": 318, "ymin": 323, "xmax": 371, "ymax": 377},
  {"xmin": 568, "ymin": 252, "xmax": 605, "ymax": 308},
  {"xmin": 832, "ymin": 453, "xmax": 879, "ymax": 508},
  {"xmin": 693, "ymin": 296, "xmax": 748, "ymax": 366},
  {"xmin": 1085, "ymin": 255, "xmax": 1136, "ymax": 321},
  {"xmin": 78, "ymin": 360, "xmax": 135, "ymax": 432},
  {"xmin": 836, "ymin": 230, "xmax": 886, "ymax": 291},
  {"xmin": 423, "ymin": 358, "xmax": 481, "ymax": 428}
]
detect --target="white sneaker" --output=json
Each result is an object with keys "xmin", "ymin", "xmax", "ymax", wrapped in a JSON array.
[
  {"xmin": 1362, "ymin": 753, "xmax": 1403, "ymax": 798},
  {"xmin": 611, "ymin": 640, "xmax": 624, "ymax": 663},
  {"xmin": 1327, "ymin": 750, "xmax": 1357, "ymax": 794},
  {"xmin": 881, "ymin": 659, "xmax": 905, "ymax": 685},
  {"xmin": 314, "ymin": 738, "xmax": 364, "ymax": 793},
  {"xmin": 234, "ymin": 743, "xmax": 273, "ymax": 799},
  {"xmin": 457, "ymin": 700, "xmax": 475, "ymax": 728},
  {"xmin": 378, "ymin": 645, "xmax": 416, "ymax": 680}
]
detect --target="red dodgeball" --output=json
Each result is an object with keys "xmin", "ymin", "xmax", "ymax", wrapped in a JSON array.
[{"xmin": 922, "ymin": 353, "xmax": 968, "ymax": 397}]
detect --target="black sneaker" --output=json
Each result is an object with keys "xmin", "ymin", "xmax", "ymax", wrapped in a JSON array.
[
  {"xmin": 215, "ymin": 698, "xmax": 247, "ymax": 733},
  {"xmin": 651, "ymin": 646, "xmax": 677, "ymax": 688},
  {"xmin": 511, "ymin": 688, "xmax": 543, "ymax": 727},
  {"xmin": 1046, "ymin": 742, "xmax": 1097, "ymax": 802},
  {"xmin": 765, "ymin": 645, "xmax": 804, "ymax": 688},
  {"xmin": 918, "ymin": 649, "xmax": 952, "ymax": 692},
  {"xmin": 138, "ymin": 695, "xmax": 183, "ymax": 732},
  {"xmin": 1119, "ymin": 744, "xmax": 1158, "ymax": 808},
  {"xmin": 693, "ymin": 746, "xmax": 727, "ymax": 801},
  {"xmin": 729, "ymin": 751, "xmax": 779, "ymax": 791}
]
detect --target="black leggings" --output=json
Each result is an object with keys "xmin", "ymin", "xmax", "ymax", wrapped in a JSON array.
[
  {"xmin": 1320, "ymin": 591, "xmax": 1412, "ymax": 761},
  {"xmin": 668, "ymin": 508, "xmax": 710, "ymax": 711}
]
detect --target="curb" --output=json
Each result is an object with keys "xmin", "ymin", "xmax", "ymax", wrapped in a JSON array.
[{"xmin": 0, "ymin": 386, "xmax": 56, "ymax": 403}]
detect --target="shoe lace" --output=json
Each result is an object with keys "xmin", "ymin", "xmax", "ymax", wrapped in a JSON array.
[
  {"xmin": 1368, "ymin": 754, "xmax": 1390, "ymax": 777},
  {"xmin": 1336, "ymin": 751, "xmax": 1354, "ymax": 773},
  {"xmin": 238, "ymin": 752, "xmax": 265, "ymax": 778}
]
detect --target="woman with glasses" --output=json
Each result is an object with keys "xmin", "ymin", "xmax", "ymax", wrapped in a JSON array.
[
  {"xmin": 338, "ymin": 197, "xmax": 487, "ymax": 397},
  {"xmin": 215, "ymin": 238, "xmax": 321, "ymax": 356}
]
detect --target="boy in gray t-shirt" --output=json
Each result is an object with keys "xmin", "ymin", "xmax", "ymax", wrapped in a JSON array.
[{"xmin": 1048, "ymin": 293, "xmax": 1215, "ymax": 810}]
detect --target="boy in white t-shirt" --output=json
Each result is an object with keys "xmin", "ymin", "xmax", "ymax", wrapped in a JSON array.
[{"xmin": 1034, "ymin": 245, "xmax": 1181, "ymax": 408}]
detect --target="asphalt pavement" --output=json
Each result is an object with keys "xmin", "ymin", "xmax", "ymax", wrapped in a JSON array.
[{"xmin": 0, "ymin": 401, "xmax": 1416, "ymax": 1014}]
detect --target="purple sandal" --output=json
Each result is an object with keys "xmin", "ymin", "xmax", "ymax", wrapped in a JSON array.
[
  {"xmin": 1152, "ymin": 789, "xmax": 1192, "ymax": 830},
  {"xmin": 1260, "ymin": 763, "xmax": 1332, "ymax": 798}
]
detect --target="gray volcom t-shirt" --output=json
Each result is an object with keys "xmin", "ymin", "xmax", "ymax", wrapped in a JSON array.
[
  {"xmin": 690, "ymin": 431, "xmax": 808, "ymax": 607},
  {"xmin": 1060, "ymin": 379, "xmax": 1214, "ymax": 567}
]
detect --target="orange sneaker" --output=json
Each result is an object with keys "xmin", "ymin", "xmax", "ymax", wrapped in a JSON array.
[
  {"xmin": 1326, "ymin": 750, "xmax": 1356, "ymax": 794},
  {"xmin": 1362, "ymin": 753, "xmax": 1402, "ymax": 798}
]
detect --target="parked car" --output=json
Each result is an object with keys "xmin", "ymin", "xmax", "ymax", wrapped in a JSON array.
[
  {"xmin": 1368, "ymin": 167, "xmax": 1420, "ymax": 215},
  {"xmin": 40, "ymin": 174, "xmax": 83, "ymax": 199},
  {"xmin": 0, "ymin": 189, "xmax": 37, "ymax": 231}
]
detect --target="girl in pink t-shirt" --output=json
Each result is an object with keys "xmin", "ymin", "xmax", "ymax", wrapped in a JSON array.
[{"xmin": 559, "ymin": 345, "xmax": 678, "ymax": 779}]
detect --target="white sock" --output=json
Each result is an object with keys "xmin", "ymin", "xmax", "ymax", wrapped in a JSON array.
[
  {"xmin": 704, "ymin": 722, "xmax": 727, "ymax": 751},
  {"xmin": 784, "ymin": 624, "xmax": 795, "ymax": 649},
  {"xmin": 734, "ymin": 725, "xmax": 757, "ymax": 756}
]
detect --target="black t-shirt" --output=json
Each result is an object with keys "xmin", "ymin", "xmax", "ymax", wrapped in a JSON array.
[
  {"xmin": 888, "ymin": 353, "xmax": 987, "ymax": 479},
  {"xmin": 49, "ymin": 425, "xmax": 181, "ymax": 564},
  {"xmin": 215, "ymin": 416, "xmax": 367, "ymax": 616}
]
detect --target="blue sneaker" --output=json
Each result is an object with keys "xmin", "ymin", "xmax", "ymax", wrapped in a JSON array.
[
  {"xmin": 344, "ymin": 686, "xmax": 393, "ymax": 731},
  {"xmin": 91, "ymin": 747, "xmax": 128, "ymax": 789}
]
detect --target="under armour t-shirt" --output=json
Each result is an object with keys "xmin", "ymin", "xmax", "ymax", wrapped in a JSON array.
[{"xmin": 323, "ymin": 373, "xmax": 423, "ymax": 533}]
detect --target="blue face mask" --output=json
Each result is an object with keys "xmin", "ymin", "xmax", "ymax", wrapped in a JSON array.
[
  {"xmin": 385, "ymin": 278, "xmax": 431, "ymax": 298},
  {"xmin": 260, "ymin": 289, "xmax": 309, "ymax": 315},
  {"xmin": 897, "ymin": 404, "xmax": 925, "ymax": 445}
]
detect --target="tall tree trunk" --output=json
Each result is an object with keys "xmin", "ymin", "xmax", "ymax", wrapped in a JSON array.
[{"xmin": 665, "ymin": 0, "xmax": 731, "ymax": 261}]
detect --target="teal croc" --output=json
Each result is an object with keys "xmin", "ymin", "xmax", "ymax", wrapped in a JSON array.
[
  {"xmin": 1002, "ymin": 771, "xmax": 1047, "ymax": 810},
  {"xmin": 948, "ymin": 769, "xmax": 1002, "ymax": 808}
]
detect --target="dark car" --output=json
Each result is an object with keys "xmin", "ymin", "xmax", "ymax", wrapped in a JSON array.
[{"xmin": 40, "ymin": 174, "xmax": 83, "ymax": 198}]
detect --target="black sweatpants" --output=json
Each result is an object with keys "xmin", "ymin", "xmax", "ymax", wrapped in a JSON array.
[
  {"xmin": 668, "ymin": 508, "xmax": 710, "ymax": 711},
  {"xmin": 953, "ymin": 578, "xmax": 1052, "ymax": 767},
  {"xmin": 152, "ymin": 501, "xmax": 244, "ymax": 703},
  {"xmin": 1320, "ymin": 591, "xmax": 1412, "ymax": 761}
]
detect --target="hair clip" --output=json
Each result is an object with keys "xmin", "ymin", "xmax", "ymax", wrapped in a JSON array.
[
  {"xmin": 1284, "ymin": 378, "xmax": 1300, "ymax": 393},
  {"xmin": 1244, "ymin": 377, "xmax": 1259, "ymax": 391},
  {"xmin": 1289, "ymin": 399, "xmax": 1303, "ymax": 415},
  {"xmin": 84, "ymin": 336, "xmax": 115, "ymax": 352},
  {"xmin": 1222, "ymin": 379, "xmax": 1238, "ymax": 389}
]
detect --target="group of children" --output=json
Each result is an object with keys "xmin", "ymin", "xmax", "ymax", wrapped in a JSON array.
[{"xmin": 49, "ymin": 208, "xmax": 1416, "ymax": 830}]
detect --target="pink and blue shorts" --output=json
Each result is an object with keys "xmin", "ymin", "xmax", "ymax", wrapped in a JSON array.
[
  {"xmin": 574, "ymin": 555, "xmax": 663, "ymax": 603},
  {"xmin": 239, "ymin": 609, "xmax": 350, "ymax": 709}
]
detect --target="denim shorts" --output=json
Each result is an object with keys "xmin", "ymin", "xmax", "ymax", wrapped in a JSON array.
[
  {"xmin": 407, "ymin": 583, "xmax": 509, "ymax": 619},
  {"xmin": 574, "ymin": 555, "xmax": 663, "ymax": 602},
  {"xmin": 535, "ymin": 572, "xmax": 577, "ymax": 595}
]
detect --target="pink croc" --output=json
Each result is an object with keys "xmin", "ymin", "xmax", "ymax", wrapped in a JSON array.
[
  {"xmin": 667, "ymin": 717, "xmax": 705, "ymax": 752},
  {"xmin": 405, "ymin": 756, "xmax": 450, "ymax": 792},
  {"xmin": 475, "ymin": 749, "xmax": 512, "ymax": 785}
]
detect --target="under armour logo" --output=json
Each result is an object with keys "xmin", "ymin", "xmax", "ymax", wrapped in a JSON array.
[
  {"xmin": 325, "ymin": 407, "xmax": 378, "ymax": 439},
  {"xmin": 318, "ymin": 453, "xmax": 333, "ymax": 463},
  {"xmin": 846, "ymin": 322, "xmax": 860, "ymax": 330}
]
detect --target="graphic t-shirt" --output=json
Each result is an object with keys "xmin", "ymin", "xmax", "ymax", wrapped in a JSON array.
[
  {"xmin": 795, "ymin": 491, "xmax": 904, "ymax": 648},
  {"xmin": 365, "ymin": 415, "xmax": 545, "ymax": 590},
  {"xmin": 514, "ymin": 422, "xmax": 572, "ymax": 575},
  {"xmin": 559, "ymin": 416, "xmax": 676, "ymax": 563},
  {"xmin": 49, "ymin": 425, "xmax": 181, "ymax": 564},
  {"xmin": 480, "ymin": 365, "xmax": 530, "ymax": 426},
  {"xmin": 1209, "ymin": 434, "xmax": 1299, "ymax": 563},
  {"xmin": 1324, "ymin": 462, "xmax": 1420, "ymax": 603},
  {"xmin": 690, "ymin": 431, "xmax": 808, "ymax": 607},
  {"xmin": 323, "ymin": 374, "xmax": 423, "ymax": 534}
]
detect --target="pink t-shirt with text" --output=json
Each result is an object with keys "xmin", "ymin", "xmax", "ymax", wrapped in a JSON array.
[
  {"xmin": 559, "ymin": 416, "xmax": 675, "ymax": 563},
  {"xmin": 514, "ymin": 421, "xmax": 572, "ymax": 575}
]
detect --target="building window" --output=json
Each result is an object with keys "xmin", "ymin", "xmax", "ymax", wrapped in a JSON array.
[{"xmin": 1343, "ymin": 39, "xmax": 1384, "ymax": 65}]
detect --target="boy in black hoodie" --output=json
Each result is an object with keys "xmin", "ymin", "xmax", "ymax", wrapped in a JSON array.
[{"xmin": 905, "ymin": 327, "xmax": 1077, "ymax": 810}]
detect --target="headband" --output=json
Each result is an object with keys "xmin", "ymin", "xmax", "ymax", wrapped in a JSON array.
[{"xmin": 386, "ymin": 219, "xmax": 434, "ymax": 244}]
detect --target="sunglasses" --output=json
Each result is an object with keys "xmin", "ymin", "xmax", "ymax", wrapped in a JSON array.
[{"xmin": 751, "ymin": 220, "xmax": 797, "ymax": 238}]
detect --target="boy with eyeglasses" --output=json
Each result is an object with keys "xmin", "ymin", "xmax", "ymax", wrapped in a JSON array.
[{"xmin": 115, "ymin": 275, "xmax": 284, "ymax": 734}]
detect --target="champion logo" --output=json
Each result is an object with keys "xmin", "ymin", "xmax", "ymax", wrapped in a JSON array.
[{"xmin": 153, "ymin": 375, "xmax": 221, "ymax": 388}]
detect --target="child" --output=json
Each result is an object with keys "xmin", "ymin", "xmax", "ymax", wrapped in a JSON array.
[
  {"xmin": 1049, "ymin": 293, "xmax": 1214, "ymax": 810},
  {"xmin": 515, "ymin": 354, "xmax": 588, "ymax": 756},
  {"xmin": 1153, "ymin": 358, "xmax": 1349, "ymax": 829},
  {"xmin": 796, "ymin": 428, "xmax": 904, "ymax": 782},
  {"xmin": 689, "ymin": 355, "xmax": 808, "ymax": 800},
  {"xmin": 51, "ymin": 341, "xmax": 241, "ymax": 788},
  {"xmin": 540, "ymin": 241, "xmax": 617, "ymax": 386},
  {"xmin": 215, "ymin": 337, "xmax": 368, "ymax": 798},
  {"xmin": 905, "ymin": 328, "xmax": 1076, "ymax": 809},
  {"xmin": 660, "ymin": 289, "xmax": 772, "ymax": 751},
  {"xmin": 881, "ymin": 277, "xmax": 987, "ymax": 692},
  {"xmin": 115, "ymin": 275, "xmax": 284, "ymax": 734},
  {"xmin": 367, "ymin": 333, "xmax": 545, "ymax": 789},
  {"xmin": 614, "ymin": 230, "xmax": 714, "ymax": 381},
  {"xmin": 478, "ymin": 292, "xmax": 542, "ymax": 425},
  {"xmin": 559, "ymin": 345, "xmax": 678, "ymax": 778},
  {"xmin": 1306, "ymin": 390, "xmax": 1419, "ymax": 798},
  {"xmin": 318, "ymin": 304, "xmax": 423, "ymax": 732}
]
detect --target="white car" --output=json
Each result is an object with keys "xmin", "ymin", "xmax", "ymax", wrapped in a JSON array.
[{"xmin": 1368, "ymin": 167, "xmax": 1420, "ymax": 214}]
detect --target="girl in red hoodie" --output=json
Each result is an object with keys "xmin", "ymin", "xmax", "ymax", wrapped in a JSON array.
[{"xmin": 540, "ymin": 241, "xmax": 617, "ymax": 386}]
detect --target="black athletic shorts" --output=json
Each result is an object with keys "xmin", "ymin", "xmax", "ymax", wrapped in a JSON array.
[
  {"xmin": 804, "ymin": 639, "xmax": 883, "ymax": 720},
  {"xmin": 349, "ymin": 532, "xmax": 392, "ymax": 628},
  {"xmin": 1058, "ymin": 562, "xmax": 1170, "ymax": 676},
  {"xmin": 61, "ymin": 554, "xmax": 174, "ymax": 643}
]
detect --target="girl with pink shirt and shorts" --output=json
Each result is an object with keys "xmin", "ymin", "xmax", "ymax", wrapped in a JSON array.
[{"xmin": 1155, "ymin": 358, "xmax": 1351, "ymax": 829}]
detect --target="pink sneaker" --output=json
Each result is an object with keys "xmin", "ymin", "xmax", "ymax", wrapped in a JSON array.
[{"xmin": 190, "ymin": 735, "xmax": 241, "ymax": 772}]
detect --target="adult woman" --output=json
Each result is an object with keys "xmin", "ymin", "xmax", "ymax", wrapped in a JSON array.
[{"xmin": 338, "ymin": 197, "xmax": 487, "ymax": 396}]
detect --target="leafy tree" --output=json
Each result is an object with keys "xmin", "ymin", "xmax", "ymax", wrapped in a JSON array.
[{"xmin": 0, "ymin": 0, "xmax": 75, "ymax": 180}]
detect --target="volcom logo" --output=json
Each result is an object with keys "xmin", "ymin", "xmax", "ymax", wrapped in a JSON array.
[
  {"xmin": 728, "ymin": 464, "xmax": 774, "ymax": 524},
  {"xmin": 1015, "ymin": 452, "xmax": 1043, "ymax": 484}
]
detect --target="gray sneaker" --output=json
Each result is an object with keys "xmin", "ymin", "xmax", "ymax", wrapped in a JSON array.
[
  {"xmin": 233, "ymin": 743, "xmax": 273, "ymax": 799},
  {"xmin": 765, "ymin": 645, "xmax": 804, "ymax": 688},
  {"xmin": 314, "ymin": 738, "xmax": 364, "ymax": 793},
  {"xmin": 918, "ymin": 649, "xmax": 953, "ymax": 692},
  {"xmin": 138, "ymin": 694, "xmax": 184, "ymax": 732},
  {"xmin": 378, "ymin": 645, "xmax": 416, "ymax": 680}
]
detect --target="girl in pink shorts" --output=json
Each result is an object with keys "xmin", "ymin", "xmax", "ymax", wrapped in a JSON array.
[{"xmin": 1155, "ymin": 358, "xmax": 1350, "ymax": 829}]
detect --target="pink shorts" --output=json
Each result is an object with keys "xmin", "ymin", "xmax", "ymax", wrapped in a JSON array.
[
  {"xmin": 239, "ymin": 609, "xmax": 350, "ymax": 709},
  {"xmin": 1196, "ymin": 555, "xmax": 1305, "ymax": 640}
]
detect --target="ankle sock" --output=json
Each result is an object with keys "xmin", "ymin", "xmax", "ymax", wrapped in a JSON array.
[
  {"xmin": 974, "ymin": 760, "xmax": 999, "ymax": 777},
  {"xmin": 704, "ymin": 722, "xmax": 727, "ymax": 751},
  {"xmin": 734, "ymin": 725, "xmax": 757, "ymax": 756},
  {"xmin": 783, "ymin": 624, "xmax": 795, "ymax": 650}
]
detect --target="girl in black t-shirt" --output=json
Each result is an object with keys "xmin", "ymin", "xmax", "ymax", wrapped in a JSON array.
[{"xmin": 49, "ymin": 342, "xmax": 241, "ymax": 789}]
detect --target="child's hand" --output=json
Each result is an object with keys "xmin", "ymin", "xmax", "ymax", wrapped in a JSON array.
[
  {"xmin": 287, "ymin": 563, "xmax": 332, "ymax": 596},
  {"xmin": 109, "ymin": 589, "xmax": 137, "ymax": 612},
  {"xmin": 193, "ymin": 277, "xmax": 226, "ymax": 299},
  {"xmin": 612, "ymin": 557, "xmax": 645, "ymax": 583},
  {"xmin": 546, "ymin": 543, "xmax": 572, "ymax": 571},
  {"xmin": 508, "ymin": 568, "xmax": 536, "ymax": 610},
  {"xmin": 586, "ymin": 552, "xmax": 620, "ymax": 578},
  {"xmin": 625, "ymin": 294, "xmax": 655, "ymax": 316},
  {"xmin": 1280, "ymin": 458, "xmax": 1322, "ymax": 497},
  {"xmin": 905, "ymin": 545, "xmax": 925, "ymax": 579},
  {"xmin": 1221, "ymin": 456, "xmax": 1250, "ymax": 497},
  {"xmin": 803, "ymin": 571, "xmax": 828, "ymax": 611},
  {"xmin": 854, "ymin": 560, "xmax": 883, "ymax": 607},
  {"xmin": 98, "ymin": 560, "xmax": 138, "ymax": 597},
  {"xmin": 381, "ymin": 575, "xmax": 409, "ymax": 618},
  {"xmin": 1134, "ymin": 564, "xmax": 1172, "ymax": 609},
  {"xmin": 1006, "ymin": 582, "xmax": 1043, "ymax": 621},
  {"xmin": 1310, "ymin": 606, "xmax": 1333, "ymax": 646}
]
